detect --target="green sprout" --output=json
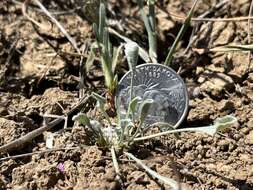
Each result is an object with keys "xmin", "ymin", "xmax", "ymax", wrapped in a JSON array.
[
  {"xmin": 164, "ymin": 0, "xmax": 199, "ymax": 66},
  {"xmin": 210, "ymin": 44, "xmax": 253, "ymax": 52},
  {"xmin": 91, "ymin": 2, "xmax": 122, "ymax": 110},
  {"xmin": 137, "ymin": 0, "xmax": 157, "ymax": 63}
]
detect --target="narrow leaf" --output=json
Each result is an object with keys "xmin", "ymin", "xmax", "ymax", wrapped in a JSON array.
[
  {"xmin": 109, "ymin": 27, "xmax": 151, "ymax": 62},
  {"xmin": 72, "ymin": 113, "xmax": 91, "ymax": 127},
  {"xmin": 93, "ymin": 23, "xmax": 99, "ymax": 42},
  {"xmin": 214, "ymin": 115, "xmax": 238, "ymax": 132},
  {"xmin": 127, "ymin": 96, "xmax": 142, "ymax": 117},
  {"xmin": 99, "ymin": 3, "xmax": 106, "ymax": 42},
  {"xmin": 124, "ymin": 42, "xmax": 139, "ymax": 71},
  {"xmin": 134, "ymin": 115, "xmax": 238, "ymax": 141},
  {"xmin": 112, "ymin": 74, "xmax": 118, "ymax": 91},
  {"xmin": 211, "ymin": 44, "xmax": 253, "ymax": 52},
  {"xmin": 92, "ymin": 92, "xmax": 112, "ymax": 125},
  {"xmin": 103, "ymin": 28, "xmax": 109, "ymax": 54},
  {"xmin": 112, "ymin": 45, "xmax": 123, "ymax": 73},
  {"xmin": 164, "ymin": 0, "xmax": 199, "ymax": 66},
  {"xmin": 92, "ymin": 92, "xmax": 106, "ymax": 106},
  {"xmin": 85, "ymin": 46, "xmax": 96, "ymax": 72},
  {"xmin": 139, "ymin": 99, "xmax": 154, "ymax": 125}
]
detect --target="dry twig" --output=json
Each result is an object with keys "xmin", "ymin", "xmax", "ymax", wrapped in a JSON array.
[
  {"xmin": 158, "ymin": 5, "xmax": 253, "ymax": 22},
  {"xmin": 22, "ymin": 0, "xmax": 80, "ymax": 53},
  {"xmin": 0, "ymin": 147, "xmax": 81, "ymax": 162},
  {"xmin": 0, "ymin": 96, "xmax": 91, "ymax": 153},
  {"xmin": 248, "ymin": 0, "xmax": 253, "ymax": 70}
]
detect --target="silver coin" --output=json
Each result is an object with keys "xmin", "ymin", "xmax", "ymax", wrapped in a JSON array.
[{"xmin": 116, "ymin": 63, "xmax": 189, "ymax": 128}]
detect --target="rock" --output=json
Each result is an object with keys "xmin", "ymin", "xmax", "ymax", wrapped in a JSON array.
[
  {"xmin": 196, "ymin": 66, "xmax": 204, "ymax": 75},
  {"xmin": 0, "ymin": 107, "xmax": 8, "ymax": 116},
  {"xmin": 188, "ymin": 98, "xmax": 216, "ymax": 125},
  {"xmin": 198, "ymin": 72, "xmax": 234, "ymax": 96},
  {"xmin": 248, "ymin": 73, "xmax": 253, "ymax": 83},
  {"xmin": 247, "ymin": 119, "xmax": 253, "ymax": 128},
  {"xmin": 234, "ymin": 169, "xmax": 248, "ymax": 181},
  {"xmin": 227, "ymin": 52, "xmax": 252, "ymax": 81},
  {"xmin": 217, "ymin": 100, "xmax": 235, "ymax": 112},
  {"xmin": 246, "ymin": 130, "xmax": 253, "ymax": 145},
  {"xmin": 195, "ymin": 22, "xmax": 235, "ymax": 48},
  {"xmin": 0, "ymin": 118, "xmax": 26, "ymax": 146}
]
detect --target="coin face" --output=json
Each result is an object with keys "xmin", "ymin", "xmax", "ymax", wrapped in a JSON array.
[{"xmin": 116, "ymin": 64, "xmax": 188, "ymax": 128}]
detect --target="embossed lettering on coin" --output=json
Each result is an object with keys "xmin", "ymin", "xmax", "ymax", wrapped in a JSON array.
[{"xmin": 116, "ymin": 64, "xmax": 188, "ymax": 128}]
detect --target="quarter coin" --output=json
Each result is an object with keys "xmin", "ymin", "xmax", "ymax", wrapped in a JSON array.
[{"xmin": 116, "ymin": 63, "xmax": 188, "ymax": 128}]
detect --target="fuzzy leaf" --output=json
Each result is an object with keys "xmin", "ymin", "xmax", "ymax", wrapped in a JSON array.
[
  {"xmin": 72, "ymin": 113, "xmax": 91, "ymax": 126},
  {"xmin": 134, "ymin": 115, "xmax": 238, "ymax": 141},
  {"xmin": 214, "ymin": 115, "xmax": 238, "ymax": 131},
  {"xmin": 127, "ymin": 96, "xmax": 142, "ymax": 117},
  {"xmin": 73, "ymin": 113, "xmax": 103, "ymax": 137},
  {"xmin": 90, "ymin": 120, "xmax": 103, "ymax": 132},
  {"xmin": 147, "ymin": 0, "xmax": 156, "ymax": 5},
  {"xmin": 90, "ymin": 120, "xmax": 105, "ymax": 137},
  {"xmin": 120, "ymin": 118, "xmax": 134, "ymax": 128},
  {"xmin": 92, "ymin": 92, "xmax": 106, "ymax": 106},
  {"xmin": 98, "ymin": 3, "xmax": 106, "ymax": 42},
  {"xmin": 139, "ymin": 99, "xmax": 154, "ymax": 125},
  {"xmin": 187, "ymin": 115, "xmax": 237, "ymax": 136},
  {"xmin": 124, "ymin": 42, "xmax": 139, "ymax": 71},
  {"xmin": 92, "ymin": 92, "xmax": 112, "ymax": 125}
]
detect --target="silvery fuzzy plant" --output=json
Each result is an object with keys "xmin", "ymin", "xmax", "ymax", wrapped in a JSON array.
[
  {"xmin": 73, "ymin": 41, "xmax": 238, "ymax": 190},
  {"xmin": 74, "ymin": 42, "xmax": 151, "ymax": 150}
]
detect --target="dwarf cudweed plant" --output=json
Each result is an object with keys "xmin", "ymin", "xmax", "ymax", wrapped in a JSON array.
[
  {"xmin": 73, "ymin": 94, "xmax": 237, "ymax": 190},
  {"xmin": 73, "ymin": 42, "xmax": 154, "ymax": 151},
  {"xmin": 73, "ymin": 1, "xmax": 237, "ymax": 189},
  {"xmin": 73, "ymin": 38, "xmax": 238, "ymax": 189}
]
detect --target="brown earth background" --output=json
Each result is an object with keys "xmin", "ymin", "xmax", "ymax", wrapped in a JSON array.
[{"xmin": 0, "ymin": 0, "xmax": 253, "ymax": 189}]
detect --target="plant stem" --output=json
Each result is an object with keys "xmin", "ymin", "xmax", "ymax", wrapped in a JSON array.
[
  {"xmin": 133, "ymin": 126, "xmax": 209, "ymax": 142},
  {"xmin": 0, "ymin": 96, "xmax": 91, "ymax": 153},
  {"xmin": 124, "ymin": 152, "xmax": 180, "ymax": 190},
  {"xmin": 130, "ymin": 70, "xmax": 134, "ymax": 102},
  {"xmin": 0, "ymin": 147, "xmax": 85, "ymax": 162},
  {"xmin": 111, "ymin": 146, "xmax": 123, "ymax": 185},
  {"xmin": 148, "ymin": 3, "xmax": 157, "ymax": 62},
  {"xmin": 137, "ymin": 0, "xmax": 157, "ymax": 63},
  {"xmin": 33, "ymin": 0, "xmax": 80, "ymax": 53},
  {"xmin": 164, "ymin": 0, "xmax": 199, "ymax": 66}
]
